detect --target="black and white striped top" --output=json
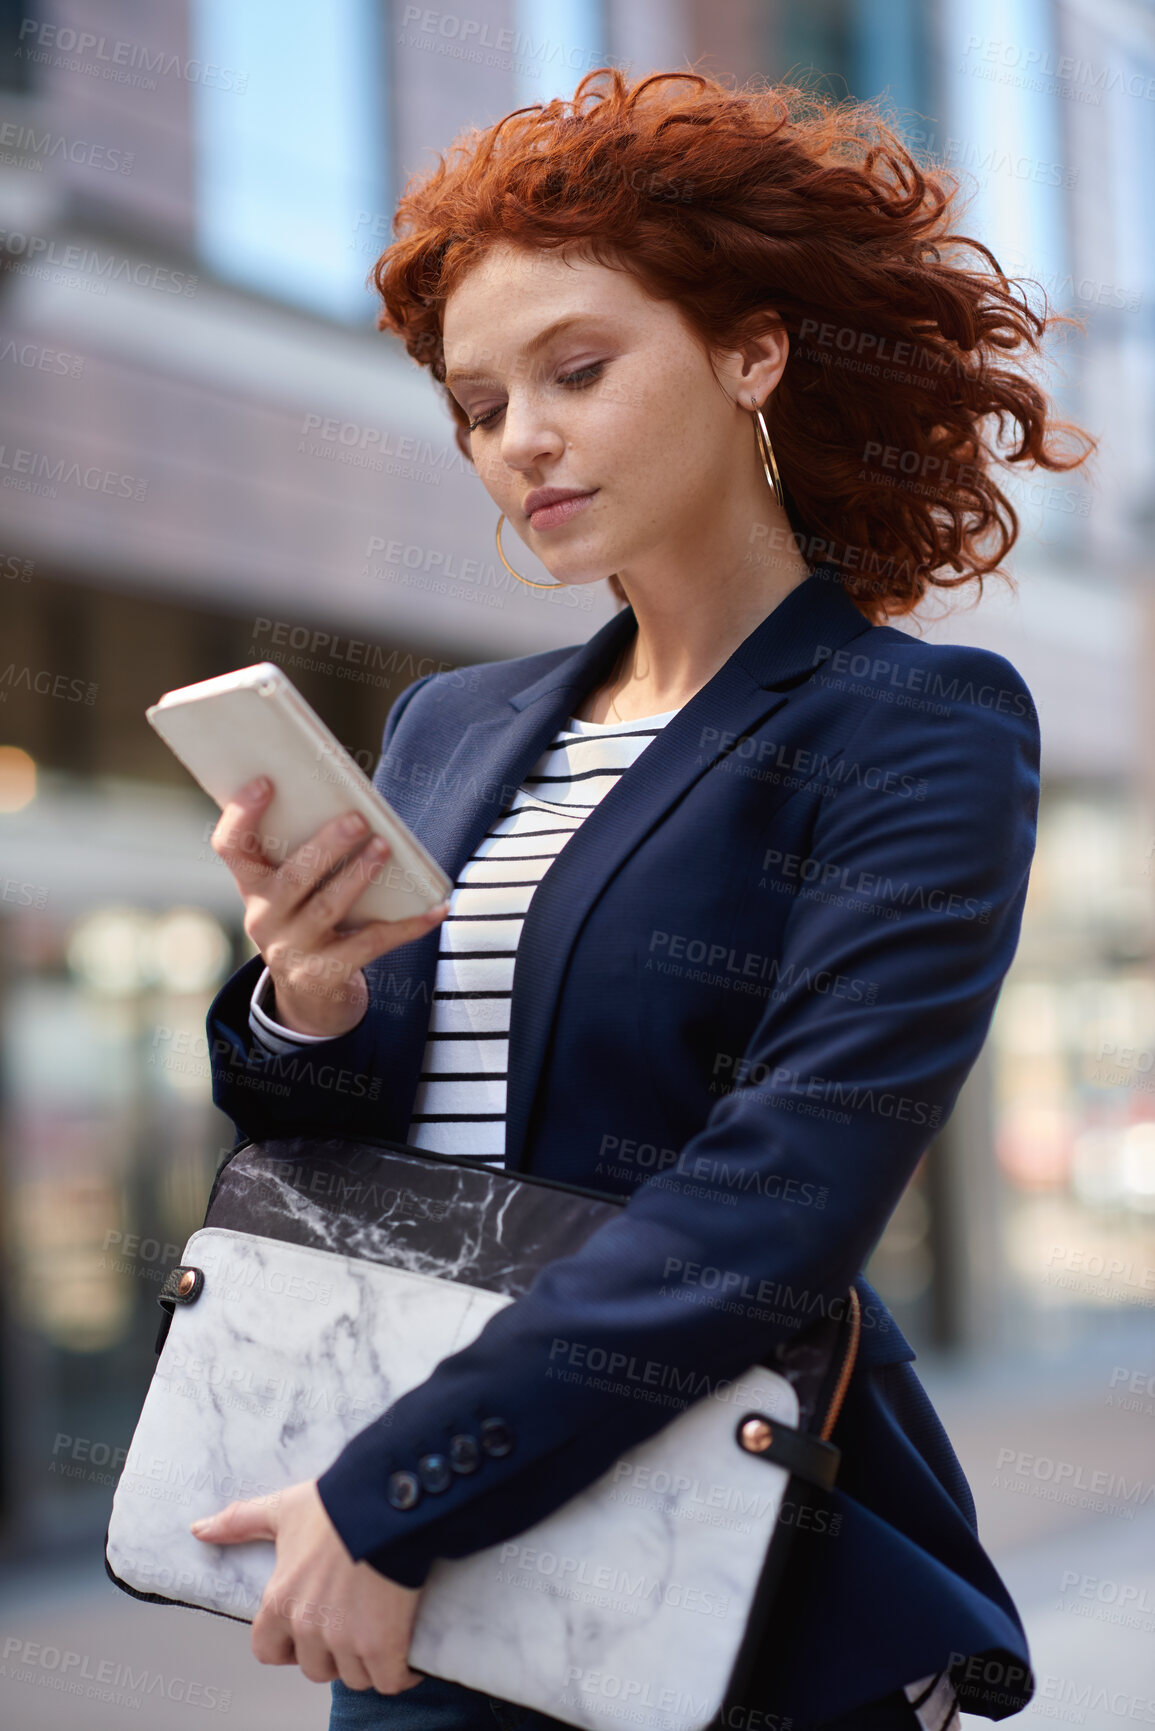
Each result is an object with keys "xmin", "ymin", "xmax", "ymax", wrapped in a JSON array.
[
  {"xmin": 905, "ymin": 1671, "xmax": 961, "ymax": 1731},
  {"xmin": 248, "ymin": 705, "xmax": 680, "ymax": 1167},
  {"xmin": 404, "ymin": 705, "xmax": 680, "ymax": 1162}
]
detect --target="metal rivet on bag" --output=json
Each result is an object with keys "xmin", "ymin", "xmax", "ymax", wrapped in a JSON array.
[
  {"xmin": 178, "ymin": 1270, "xmax": 196, "ymax": 1297},
  {"xmin": 739, "ymin": 1417, "xmax": 774, "ymax": 1453}
]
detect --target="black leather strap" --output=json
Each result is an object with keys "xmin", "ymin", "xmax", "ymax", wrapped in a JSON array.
[
  {"xmin": 734, "ymin": 1412, "xmax": 841, "ymax": 1489},
  {"xmin": 153, "ymin": 1265, "xmax": 204, "ymax": 1355},
  {"xmin": 157, "ymin": 1265, "xmax": 204, "ymax": 1314}
]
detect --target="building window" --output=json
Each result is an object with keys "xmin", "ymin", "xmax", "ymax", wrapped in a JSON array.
[
  {"xmin": 511, "ymin": 0, "xmax": 606, "ymax": 108},
  {"xmin": 190, "ymin": 0, "xmax": 386, "ymax": 323},
  {"xmin": 773, "ymin": 0, "xmax": 933, "ymax": 143}
]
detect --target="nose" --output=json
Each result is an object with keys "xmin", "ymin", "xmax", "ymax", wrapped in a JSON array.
[{"xmin": 497, "ymin": 387, "xmax": 565, "ymax": 476}]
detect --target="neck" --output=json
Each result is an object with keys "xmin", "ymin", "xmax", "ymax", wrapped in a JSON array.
[{"xmin": 585, "ymin": 528, "xmax": 811, "ymax": 724}]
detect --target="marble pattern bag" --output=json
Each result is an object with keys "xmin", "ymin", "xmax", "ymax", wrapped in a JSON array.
[{"xmin": 105, "ymin": 1136, "xmax": 860, "ymax": 1731}]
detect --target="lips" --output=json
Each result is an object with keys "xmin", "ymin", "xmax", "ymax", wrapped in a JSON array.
[{"xmin": 523, "ymin": 487, "xmax": 597, "ymax": 531}]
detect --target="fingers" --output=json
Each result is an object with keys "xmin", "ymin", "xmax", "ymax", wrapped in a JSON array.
[
  {"xmin": 268, "ymin": 875, "xmax": 449, "ymax": 1003},
  {"xmin": 259, "ymin": 901, "xmax": 448, "ymax": 1037},
  {"xmin": 251, "ymin": 1611, "xmax": 298, "ymax": 1668},
  {"xmin": 251, "ymin": 1605, "xmax": 338, "ymax": 1684},
  {"xmin": 231, "ymin": 1478, "xmax": 430, "ymax": 1695},
  {"xmin": 282, "ymin": 1626, "xmax": 339, "ymax": 1685},
  {"xmin": 252, "ymin": 1617, "xmax": 415, "ymax": 1693},
  {"xmin": 251, "ymin": 1590, "xmax": 375, "ymax": 1690},
  {"xmin": 265, "ymin": 909, "xmax": 446, "ymax": 1021},
  {"xmin": 252, "ymin": 1577, "xmax": 342, "ymax": 1680},
  {"xmin": 298, "ymin": 833, "xmax": 397, "ymax": 937},
  {"xmin": 212, "ymin": 791, "xmax": 380, "ymax": 921},
  {"xmin": 190, "ymin": 1493, "xmax": 278, "ymax": 1546},
  {"xmin": 277, "ymin": 811, "xmax": 378, "ymax": 908},
  {"xmin": 262, "ymin": 1562, "xmax": 426, "ymax": 1694},
  {"xmin": 353, "ymin": 1574, "xmax": 425, "ymax": 1694},
  {"xmin": 210, "ymin": 776, "xmax": 278, "ymax": 887},
  {"xmin": 245, "ymin": 815, "xmax": 416, "ymax": 955},
  {"xmin": 334, "ymin": 1654, "xmax": 375, "ymax": 1692},
  {"xmin": 316, "ymin": 902, "xmax": 451, "ymax": 967},
  {"xmin": 360, "ymin": 1646, "xmax": 426, "ymax": 1695},
  {"xmin": 212, "ymin": 773, "xmax": 450, "ymax": 996}
]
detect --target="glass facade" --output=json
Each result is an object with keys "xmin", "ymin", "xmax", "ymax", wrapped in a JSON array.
[
  {"xmin": 771, "ymin": 0, "xmax": 934, "ymax": 143},
  {"xmin": 190, "ymin": 0, "xmax": 387, "ymax": 322},
  {"xmin": 511, "ymin": 0, "xmax": 606, "ymax": 106}
]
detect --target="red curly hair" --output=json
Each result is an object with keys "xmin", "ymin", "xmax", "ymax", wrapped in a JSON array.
[{"xmin": 372, "ymin": 68, "xmax": 1094, "ymax": 621}]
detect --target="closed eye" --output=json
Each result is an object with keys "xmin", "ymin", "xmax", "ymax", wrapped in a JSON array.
[
  {"xmin": 465, "ymin": 360, "xmax": 607, "ymax": 432},
  {"xmin": 558, "ymin": 361, "xmax": 605, "ymax": 389}
]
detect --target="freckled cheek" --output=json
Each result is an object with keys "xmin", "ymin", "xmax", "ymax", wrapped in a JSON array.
[
  {"xmin": 634, "ymin": 438, "xmax": 712, "ymax": 537},
  {"xmin": 572, "ymin": 387, "xmax": 653, "ymax": 486},
  {"xmin": 469, "ymin": 449, "xmax": 517, "ymax": 507}
]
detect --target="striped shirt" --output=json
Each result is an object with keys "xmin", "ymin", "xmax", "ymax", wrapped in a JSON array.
[
  {"xmin": 404, "ymin": 704, "xmax": 680, "ymax": 1162},
  {"xmin": 905, "ymin": 1669, "xmax": 961, "ymax": 1731}
]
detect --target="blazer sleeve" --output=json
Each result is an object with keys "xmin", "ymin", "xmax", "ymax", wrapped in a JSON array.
[
  {"xmin": 204, "ymin": 670, "xmax": 440, "ymax": 1143},
  {"xmin": 315, "ymin": 649, "xmax": 1041, "ymax": 1587}
]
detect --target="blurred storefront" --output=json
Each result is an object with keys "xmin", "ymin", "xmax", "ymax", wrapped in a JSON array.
[{"xmin": 992, "ymin": 784, "xmax": 1155, "ymax": 1341}]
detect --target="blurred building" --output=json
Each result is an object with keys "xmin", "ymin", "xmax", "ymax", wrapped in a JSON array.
[{"xmin": 0, "ymin": 0, "xmax": 1152, "ymax": 1565}]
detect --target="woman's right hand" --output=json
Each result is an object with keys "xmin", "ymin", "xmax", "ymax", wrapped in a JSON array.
[{"xmin": 211, "ymin": 776, "xmax": 450, "ymax": 1039}]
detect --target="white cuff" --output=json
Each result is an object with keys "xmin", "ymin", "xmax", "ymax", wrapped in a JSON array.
[{"xmin": 249, "ymin": 965, "xmax": 343, "ymax": 1054}]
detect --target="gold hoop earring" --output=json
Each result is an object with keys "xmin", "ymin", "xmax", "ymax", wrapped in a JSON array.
[
  {"xmin": 495, "ymin": 513, "xmax": 568, "ymax": 589},
  {"xmin": 751, "ymin": 400, "xmax": 786, "ymax": 512}
]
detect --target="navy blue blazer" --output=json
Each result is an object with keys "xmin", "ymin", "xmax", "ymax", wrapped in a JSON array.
[{"xmin": 206, "ymin": 565, "xmax": 1040, "ymax": 1725}]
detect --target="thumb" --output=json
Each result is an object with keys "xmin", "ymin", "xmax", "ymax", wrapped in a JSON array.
[{"xmin": 190, "ymin": 1493, "xmax": 279, "ymax": 1546}]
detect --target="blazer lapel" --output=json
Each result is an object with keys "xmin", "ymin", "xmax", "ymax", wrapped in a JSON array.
[
  {"xmin": 373, "ymin": 565, "xmax": 873, "ymax": 1163},
  {"xmin": 502, "ymin": 569, "xmax": 875, "ymax": 1172}
]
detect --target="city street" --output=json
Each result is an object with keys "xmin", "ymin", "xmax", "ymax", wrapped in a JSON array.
[{"xmin": 1, "ymin": 0, "xmax": 1153, "ymax": 1728}]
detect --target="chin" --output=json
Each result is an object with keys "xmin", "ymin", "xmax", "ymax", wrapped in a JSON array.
[
  {"xmin": 525, "ymin": 549, "xmax": 613, "ymax": 590},
  {"xmin": 551, "ymin": 569, "xmax": 617, "ymax": 592}
]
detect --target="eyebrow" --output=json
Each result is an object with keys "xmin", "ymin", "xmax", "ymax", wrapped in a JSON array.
[{"xmin": 444, "ymin": 315, "xmax": 610, "ymax": 389}]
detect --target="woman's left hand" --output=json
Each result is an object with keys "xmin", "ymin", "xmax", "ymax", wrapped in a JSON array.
[{"xmin": 191, "ymin": 1479, "xmax": 425, "ymax": 1694}]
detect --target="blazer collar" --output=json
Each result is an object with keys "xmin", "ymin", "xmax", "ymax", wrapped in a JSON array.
[{"xmin": 379, "ymin": 563, "xmax": 874, "ymax": 1167}]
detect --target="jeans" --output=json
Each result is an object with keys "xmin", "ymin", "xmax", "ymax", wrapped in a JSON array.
[
  {"xmin": 328, "ymin": 1674, "xmax": 931, "ymax": 1731},
  {"xmin": 329, "ymin": 1673, "xmax": 568, "ymax": 1731}
]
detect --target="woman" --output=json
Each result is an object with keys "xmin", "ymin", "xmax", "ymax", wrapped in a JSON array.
[{"xmin": 192, "ymin": 69, "xmax": 1092, "ymax": 1731}]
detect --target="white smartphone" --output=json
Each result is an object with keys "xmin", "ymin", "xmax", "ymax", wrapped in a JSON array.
[{"xmin": 146, "ymin": 662, "xmax": 451, "ymax": 924}]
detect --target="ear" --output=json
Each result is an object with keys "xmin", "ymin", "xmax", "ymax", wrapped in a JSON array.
[{"xmin": 714, "ymin": 316, "xmax": 790, "ymax": 410}]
